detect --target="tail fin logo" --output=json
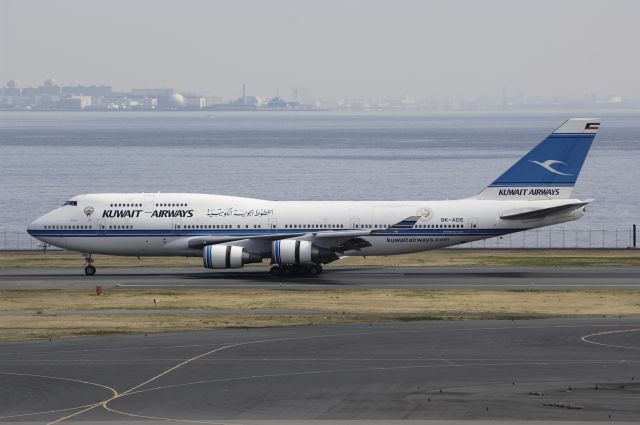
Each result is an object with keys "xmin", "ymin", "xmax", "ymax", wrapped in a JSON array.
[
  {"xmin": 585, "ymin": 122, "xmax": 600, "ymax": 130},
  {"xmin": 528, "ymin": 159, "xmax": 573, "ymax": 176}
]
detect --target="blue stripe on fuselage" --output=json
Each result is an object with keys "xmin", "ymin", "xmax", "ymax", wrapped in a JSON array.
[{"xmin": 28, "ymin": 228, "xmax": 522, "ymax": 238}]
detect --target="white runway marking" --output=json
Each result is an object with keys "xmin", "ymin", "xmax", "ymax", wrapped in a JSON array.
[{"xmin": 581, "ymin": 328, "xmax": 640, "ymax": 350}]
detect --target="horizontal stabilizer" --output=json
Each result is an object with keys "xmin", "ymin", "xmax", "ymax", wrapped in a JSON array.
[{"xmin": 500, "ymin": 201, "xmax": 590, "ymax": 220}]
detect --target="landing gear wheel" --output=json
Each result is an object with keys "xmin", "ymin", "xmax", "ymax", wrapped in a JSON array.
[
  {"xmin": 269, "ymin": 265, "xmax": 281, "ymax": 276},
  {"xmin": 307, "ymin": 264, "xmax": 321, "ymax": 275},
  {"xmin": 291, "ymin": 265, "xmax": 307, "ymax": 276},
  {"xmin": 82, "ymin": 252, "xmax": 95, "ymax": 276}
]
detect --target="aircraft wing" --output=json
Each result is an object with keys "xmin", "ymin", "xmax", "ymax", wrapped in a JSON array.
[
  {"xmin": 186, "ymin": 229, "xmax": 373, "ymax": 250},
  {"xmin": 186, "ymin": 213, "xmax": 430, "ymax": 251},
  {"xmin": 187, "ymin": 232, "xmax": 307, "ymax": 249}
]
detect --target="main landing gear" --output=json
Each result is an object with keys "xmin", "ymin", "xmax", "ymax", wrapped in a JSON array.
[
  {"xmin": 270, "ymin": 263, "xmax": 323, "ymax": 277},
  {"xmin": 82, "ymin": 252, "xmax": 96, "ymax": 276}
]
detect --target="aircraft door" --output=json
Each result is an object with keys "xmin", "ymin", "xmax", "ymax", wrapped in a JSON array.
[
  {"xmin": 173, "ymin": 218, "xmax": 182, "ymax": 235},
  {"xmin": 467, "ymin": 218, "xmax": 478, "ymax": 229},
  {"xmin": 97, "ymin": 219, "xmax": 106, "ymax": 235},
  {"xmin": 350, "ymin": 217, "xmax": 361, "ymax": 229},
  {"xmin": 268, "ymin": 217, "xmax": 277, "ymax": 232},
  {"xmin": 144, "ymin": 195, "xmax": 155, "ymax": 213}
]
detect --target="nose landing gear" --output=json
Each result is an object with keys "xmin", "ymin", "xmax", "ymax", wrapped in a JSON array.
[{"xmin": 82, "ymin": 253, "xmax": 96, "ymax": 276}]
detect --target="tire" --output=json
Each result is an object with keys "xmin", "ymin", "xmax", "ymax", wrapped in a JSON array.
[
  {"xmin": 307, "ymin": 264, "xmax": 320, "ymax": 275},
  {"xmin": 292, "ymin": 265, "xmax": 306, "ymax": 276},
  {"xmin": 269, "ymin": 266, "xmax": 281, "ymax": 276},
  {"xmin": 84, "ymin": 265, "xmax": 96, "ymax": 276}
]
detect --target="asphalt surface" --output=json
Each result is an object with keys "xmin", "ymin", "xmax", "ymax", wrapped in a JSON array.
[
  {"xmin": 1, "ymin": 318, "xmax": 640, "ymax": 423},
  {"xmin": 1, "ymin": 266, "xmax": 640, "ymax": 290}
]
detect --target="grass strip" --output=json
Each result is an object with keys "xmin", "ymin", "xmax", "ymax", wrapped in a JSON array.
[{"xmin": 1, "ymin": 288, "xmax": 639, "ymax": 340}]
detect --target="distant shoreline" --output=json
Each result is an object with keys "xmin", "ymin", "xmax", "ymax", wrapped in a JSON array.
[
  {"xmin": 0, "ymin": 108, "xmax": 332, "ymax": 112},
  {"xmin": 1, "ymin": 107, "xmax": 640, "ymax": 113}
]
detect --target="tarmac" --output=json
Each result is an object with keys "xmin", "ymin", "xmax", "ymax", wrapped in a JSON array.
[
  {"xmin": 2, "ymin": 266, "xmax": 640, "ymax": 423},
  {"xmin": 1, "ymin": 317, "xmax": 639, "ymax": 423},
  {"xmin": 1, "ymin": 266, "xmax": 640, "ymax": 290}
]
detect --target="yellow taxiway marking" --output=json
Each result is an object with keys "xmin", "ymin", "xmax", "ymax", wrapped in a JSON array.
[
  {"xmin": 47, "ymin": 330, "xmax": 414, "ymax": 424},
  {"xmin": 42, "ymin": 324, "xmax": 640, "ymax": 423},
  {"xmin": 581, "ymin": 328, "xmax": 640, "ymax": 350},
  {"xmin": 0, "ymin": 371, "xmax": 117, "ymax": 420}
]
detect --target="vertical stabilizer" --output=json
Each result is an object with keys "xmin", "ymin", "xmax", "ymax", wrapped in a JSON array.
[{"xmin": 473, "ymin": 118, "xmax": 599, "ymax": 200}]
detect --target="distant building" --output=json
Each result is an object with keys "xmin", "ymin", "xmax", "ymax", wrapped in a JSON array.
[
  {"xmin": 292, "ymin": 88, "xmax": 313, "ymax": 105},
  {"xmin": 264, "ymin": 97, "xmax": 298, "ymax": 109},
  {"xmin": 61, "ymin": 85, "xmax": 112, "ymax": 97},
  {"xmin": 205, "ymin": 95, "xmax": 224, "ymax": 106},
  {"xmin": 59, "ymin": 96, "xmax": 92, "ymax": 109},
  {"xmin": 39, "ymin": 78, "xmax": 62, "ymax": 96},
  {"xmin": 0, "ymin": 95, "xmax": 17, "ymax": 107},
  {"xmin": 157, "ymin": 93, "xmax": 185, "ymax": 108},
  {"xmin": 1, "ymin": 80, "xmax": 21, "ymax": 97},
  {"xmin": 132, "ymin": 88, "xmax": 173, "ymax": 97},
  {"xmin": 185, "ymin": 96, "xmax": 206, "ymax": 109}
]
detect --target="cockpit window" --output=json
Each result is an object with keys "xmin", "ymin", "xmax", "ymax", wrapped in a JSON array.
[{"xmin": 63, "ymin": 201, "xmax": 78, "ymax": 206}]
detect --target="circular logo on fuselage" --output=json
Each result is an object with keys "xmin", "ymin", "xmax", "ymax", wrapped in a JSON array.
[
  {"xmin": 84, "ymin": 206, "xmax": 95, "ymax": 216},
  {"xmin": 417, "ymin": 207, "xmax": 433, "ymax": 222}
]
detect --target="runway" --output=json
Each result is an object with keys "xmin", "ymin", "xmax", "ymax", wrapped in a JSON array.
[
  {"xmin": 1, "ymin": 317, "xmax": 640, "ymax": 423},
  {"xmin": 1, "ymin": 266, "xmax": 640, "ymax": 290}
]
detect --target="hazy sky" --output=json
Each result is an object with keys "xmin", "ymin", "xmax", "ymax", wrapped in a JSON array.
[{"xmin": 1, "ymin": 0, "xmax": 638, "ymax": 99}]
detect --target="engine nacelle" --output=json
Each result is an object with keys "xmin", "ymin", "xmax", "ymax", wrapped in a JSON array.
[
  {"xmin": 203, "ymin": 245, "xmax": 261, "ymax": 269},
  {"xmin": 271, "ymin": 240, "xmax": 337, "ymax": 265}
]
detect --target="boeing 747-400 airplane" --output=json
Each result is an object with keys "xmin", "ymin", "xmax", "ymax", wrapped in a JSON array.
[{"xmin": 28, "ymin": 118, "xmax": 599, "ymax": 276}]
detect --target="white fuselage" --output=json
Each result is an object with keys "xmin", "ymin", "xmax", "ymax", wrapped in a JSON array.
[{"xmin": 27, "ymin": 192, "xmax": 586, "ymax": 258}]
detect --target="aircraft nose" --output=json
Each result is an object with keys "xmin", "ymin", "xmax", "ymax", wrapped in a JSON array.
[
  {"xmin": 27, "ymin": 219, "xmax": 37, "ymax": 235},
  {"xmin": 27, "ymin": 214, "xmax": 45, "ymax": 235}
]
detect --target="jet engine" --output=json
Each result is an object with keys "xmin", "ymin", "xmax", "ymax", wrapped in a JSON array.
[
  {"xmin": 203, "ymin": 245, "xmax": 261, "ymax": 269},
  {"xmin": 271, "ymin": 240, "xmax": 336, "ymax": 265}
]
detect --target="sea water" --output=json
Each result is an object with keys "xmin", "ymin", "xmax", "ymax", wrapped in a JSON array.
[{"xmin": 1, "ymin": 110, "xmax": 638, "ymax": 242}]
